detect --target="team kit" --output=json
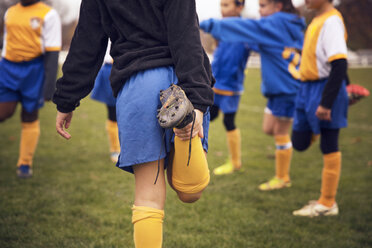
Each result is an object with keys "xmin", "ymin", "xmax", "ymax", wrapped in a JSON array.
[{"xmin": 0, "ymin": 0, "xmax": 370, "ymax": 247}]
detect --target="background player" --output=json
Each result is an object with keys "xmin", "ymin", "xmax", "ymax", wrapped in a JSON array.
[
  {"xmin": 206, "ymin": 0, "xmax": 251, "ymax": 175},
  {"xmin": 292, "ymin": 0, "xmax": 349, "ymax": 217},
  {"xmin": 90, "ymin": 42, "xmax": 120, "ymax": 163},
  {"xmin": 0, "ymin": 0, "xmax": 61, "ymax": 178},
  {"xmin": 53, "ymin": 1, "xmax": 214, "ymax": 247},
  {"xmin": 200, "ymin": 0, "xmax": 305, "ymax": 190}
]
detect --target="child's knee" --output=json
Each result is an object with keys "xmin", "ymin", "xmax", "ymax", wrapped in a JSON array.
[
  {"xmin": 263, "ymin": 126, "xmax": 274, "ymax": 136},
  {"xmin": 177, "ymin": 191, "xmax": 203, "ymax": 203}
]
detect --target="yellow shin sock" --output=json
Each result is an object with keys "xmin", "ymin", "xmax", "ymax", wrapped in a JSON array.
[
  {"xmin": 17, "ymin": 120, "xmax": 40, "ymax": 167},
  {"xmin": 318, "ymin": 152, "xmax": 342, "ymax": 207},
  {"xmin": 106, "ymin": 120, "xmax": 120, "ymax": 153},
  {"xmin": 227, "ymin": 129, "xmax": 241, "ymax": 170},
  {"xmin": 274, "ymin": 135, "xmax": 292, "ymax": 183},
  {"xmin": 132, "ymin": 205, "xmax": 164, "ymax": 248},
  {"xmin": 172, "ymin": 136, "xmax": 210, "ymax": 194}
]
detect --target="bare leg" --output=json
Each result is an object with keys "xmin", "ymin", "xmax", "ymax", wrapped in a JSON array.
[{"xmin": 133, "ymin": 160, "xmax": 166, "ymax": 210}]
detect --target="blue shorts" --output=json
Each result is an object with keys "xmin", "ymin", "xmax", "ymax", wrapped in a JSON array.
[
  {"xmin": 214, "ymin": 94, "xmax": 241, "ymax": 114},
  {"xmin": 0, "ymin": 57, "xmax": 45, "ymax": 113},
  {"xmin": 265, "ymin": 94, "xmax": 296, "ymax": 118},
  {"xmin": 91, "ymin": 63, "xmax": 116, "ymax": 107},
  {"xmin": 293, "ymin": 79, "xmax": 348, "ymax": 134},
  {"xmin": 115, "ymin": 66, "xmax": 210, "ymax": 173}
]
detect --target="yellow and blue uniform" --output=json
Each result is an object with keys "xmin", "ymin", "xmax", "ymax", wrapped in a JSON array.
[
  {"xmin": 212, "ymin": 41, "xmax": 250, "ymax": 113},
  {"xmin": 291, "ymin": 8, "xmax": 348, "ymax": 211},
  {"xmin": 200, "ymin": 12, "xmax": 305, "ymax": 118},
  {"xmin": 0, "ymin": 2, "xmax": 61, "ymax": 112},
  {"xmin": 293, "ymin": 8, "xmax": 348, "ymax": 134}
]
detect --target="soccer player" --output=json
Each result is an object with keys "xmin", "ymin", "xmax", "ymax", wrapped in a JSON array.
[
  {"xmin": 200, "ymin": 0, "xmax": 305, "ymax": 189},
  {"xmin": 207, "ymin": 0, "xmax": 251, "ymax": 175},
  {"xmin": 90, "ymin": 42, "xmax": 120, "ymax": 163},
  {"xmin": 53, "ymin": 1, "xmax": 214, "ymax": 247},
  {"xmin": 291, "ymin": 0, "xmax": 349, "ymax": 217},
  {"xmin": 0, "ymin": 0, "xmax": 61, "ymax": 178}
]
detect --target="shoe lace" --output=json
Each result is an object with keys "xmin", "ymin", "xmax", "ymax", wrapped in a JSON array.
[{"xmin": 154, "ymin": 111, "xmax": 196, "ymax": 185}]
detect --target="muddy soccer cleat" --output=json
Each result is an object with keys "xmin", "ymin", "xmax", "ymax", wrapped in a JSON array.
[
  {"xmin": 157, "ymin": 84, "xmax": 194, "ymax": 129},
  {"xmin": 258, "ymin": 177, "xmax": 291, "ymax": 191}
]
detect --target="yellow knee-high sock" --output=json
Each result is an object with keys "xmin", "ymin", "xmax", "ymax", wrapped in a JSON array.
[
  {"xmin": 106, "ymin": 120, "xmax": 120, "ymax": 153},
  {"xmin": 172, "ymin": 136, "xmax": 210, "ymax": 194},
  {"xmin": 17, "ymin": 120, "xmax": 40, "ymax": 167},
  {"xmin": 227, "ymin": 129, "xmax": 241, "ymax": 170},
  {"xmin": 274, "ymin": 135, "xmax": 292, "ymax": 183},
  {"xmin": 132, "ymin": 205, "xmax": 164, "ymax": 248},
  {"xmin": 318, "ymin": 152, "xmax": 341, "ymax": 207}
]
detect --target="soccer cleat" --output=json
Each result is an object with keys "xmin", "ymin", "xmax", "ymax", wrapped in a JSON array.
[
  {"xmin": 110, "ymin": 152, "xmax": 120, "ymax": 163},
  {"xmin": 17, "ymin": 165, "xmax": 33, "ymax": 178},
  {"xmin": 346, "ymin": 84, "xmax": 370, "ymax": 105},
  {"xmin": 258, "ymin": 177, "xmax": 291, "ymax": 191},
  {"xmin": 213, "ymin": 160, "xmax": 237, "ymax": 175},
  {"xmin": 293, "ymin": 200, "xmax": 339, "ymax": 217}
]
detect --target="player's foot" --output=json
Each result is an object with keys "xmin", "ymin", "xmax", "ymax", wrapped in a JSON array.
[
  {"xmin": 110, "ymin": 152, "xmax": 120, "ymax": 163},
  {"xmin": 258, "ymin": 177, "xmax": 291, "ymax": 191},
  {"xmin": 17, "ymin": 165, "xmax": 33, "ymax": 178},
  {"xmin": 213, "ymin": 160, "xmax": 239, "ymax": 175},
  {"xmin": 346, "ymin": 84, "xmax": 370, "ymax": 105},
  {"xmin": 293, "ymin": 200, "xmax": 338, "ymax": 217}
]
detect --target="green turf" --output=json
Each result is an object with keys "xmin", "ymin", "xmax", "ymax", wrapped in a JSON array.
[{"xmin": 0, "ymin": 68, "xmax": 371, "ymax": 248}]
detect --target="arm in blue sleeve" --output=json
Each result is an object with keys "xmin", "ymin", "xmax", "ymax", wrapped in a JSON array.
[{"xmin": 200, "ymin": 17, "xmax": 282, "ymax": 47}]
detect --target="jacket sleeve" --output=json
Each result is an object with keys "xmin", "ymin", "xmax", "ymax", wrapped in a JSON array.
[
  {"xmin": 200, "ymin": 17, "xmax": 283, "ymax": 47},
  {"xmin": 163, "ymin": 0, "xmax": 214, "ymax": 113},
  {"xmin": 43, "ymin": 51, "xmax": 59, "ymax": 101},
  {"xmin": 53, "ymin": 0, "xmax": 108, "ymax": 113}
]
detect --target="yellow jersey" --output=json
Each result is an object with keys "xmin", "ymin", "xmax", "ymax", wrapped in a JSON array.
[
  {"xmin": 2, "ymin": 2, "xmax": 61, "ymax": 62},
  {"xmin": 300, "ymin": 8, "xmax": 347, "ymax": 81}
]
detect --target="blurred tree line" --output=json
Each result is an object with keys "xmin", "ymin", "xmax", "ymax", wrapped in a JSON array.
[{"xmin": 0, "ymin": 0, "xmax": 371, "ymax": 50}]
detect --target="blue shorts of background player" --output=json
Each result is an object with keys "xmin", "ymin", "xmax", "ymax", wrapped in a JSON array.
[
  {"xmin": 115, "ymin": 66, "xmax": 209, "ymax": 173},
  {"xmin": 91, "ymin": 63, "xmax": 116, "ymax": 107},
  {"xmin": 0, "ymin": 57, "xmax": 45, "ymax": 112},
  {"xmin": 213, "ymin": 94, "xmax": 241, "ymax": 114},
  {"xmin": 293, "ymin": 79, "xmax": 348, "ymax": 135},
  {"xmin": 265, "ymin": 94, "xmax": 297, "ymax": 119}
]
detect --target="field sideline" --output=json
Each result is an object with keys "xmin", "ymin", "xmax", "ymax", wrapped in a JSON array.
[{"xmin": 0, "ymin": 68, "xmax": 371, "ymax": 248}]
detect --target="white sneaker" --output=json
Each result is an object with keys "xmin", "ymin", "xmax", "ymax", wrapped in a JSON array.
[{"xmin": 293, "ymin": 200, "xmax": 339, "ymax": 217}]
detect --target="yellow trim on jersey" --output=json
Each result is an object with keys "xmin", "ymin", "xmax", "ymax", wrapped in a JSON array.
[
  {"xmin": 213, "ymin": 88, "xmax": 235, "ymax": 96},
  {"xmin": 300, "ymin": 8, "xmax": 347, "ymax": 81},
  {"xmin": 45, "ymin": 46, "xmax": 61, "ymax": 52},
  {"xmin": 328, "ymin": 53, "xmax": 347, "ymax": 62},
  {"xmin": 3, "ymin": 2, "xmax": 59, "ymax": 62}
]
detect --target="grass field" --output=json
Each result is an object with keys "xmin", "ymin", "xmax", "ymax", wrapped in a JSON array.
[{"xmin": 0, "ymin": 68, "xmax": 371, "ymax": 248}]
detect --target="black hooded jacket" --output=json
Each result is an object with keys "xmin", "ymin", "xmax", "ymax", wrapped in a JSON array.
[{"xmin": 53, "ymin": 0, "xmax": 215, "ymax": 113}]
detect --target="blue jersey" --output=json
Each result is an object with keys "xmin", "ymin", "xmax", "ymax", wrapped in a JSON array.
[
  {"xmin": 212, "ymin": 41, "xmax": 250, "ymax": 94},
  {"xmin": 201, "ymin": 12, "xmax": 305, "ymax": 97}
]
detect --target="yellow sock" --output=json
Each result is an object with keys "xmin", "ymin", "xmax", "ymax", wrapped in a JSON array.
[
  {"xmin": 132, "ymin": 205, "xmax": 164, "ymax": 248},
  {"xmin": 274, "ymin": 135, "xmax": 292, "ymax": 183},
  {"xmin": 106, "ymin": 120, "xmax": 120, "ymax": 153},
  {"xmin": 17, "ymin": 120, "xmax": 40, "ymax": 167},
  {"xmin": 172, "ymin": 136, "xmax": 210, "ymax": 194},
  {"xmin": 227, "ymin": 129, "xmax": 241, "ymax": 170},
  {"xmin": 318, "ymin": 152, "xmax": 341, "ymax": 207}
]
